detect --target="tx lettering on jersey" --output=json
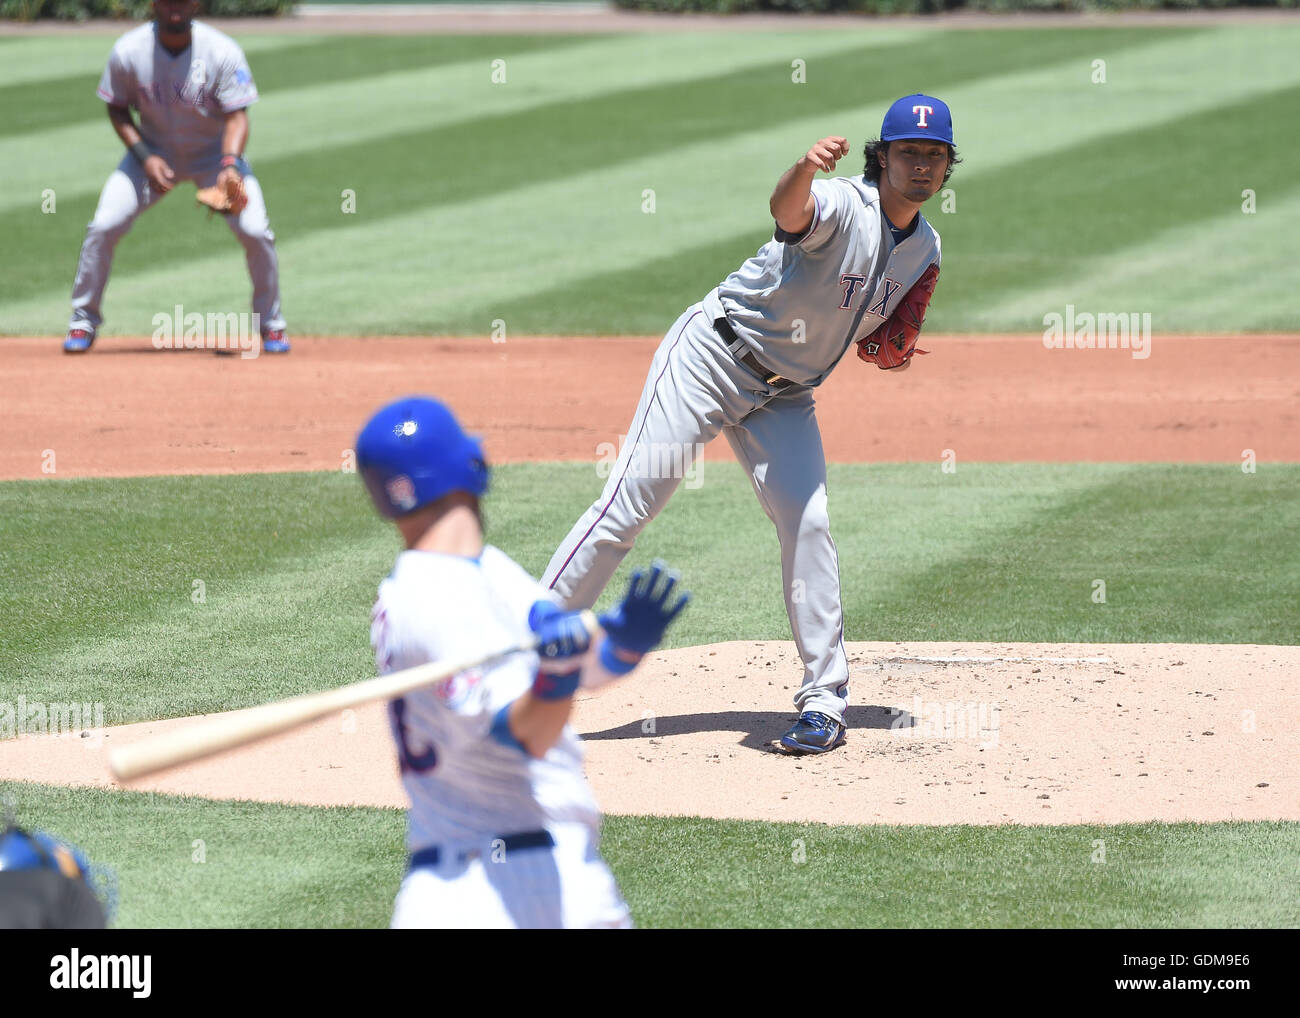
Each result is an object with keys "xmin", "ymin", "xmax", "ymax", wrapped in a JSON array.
[
  {"xmin": 866, "ymin": 279, "xmax": 902, "ymax": 317},
  {"xmin": 141, "ymin": 79, "xmax": 213, "ymax": 109},
  {"xmin": 839, "ymin": 274, "xmax": 868, "ymax": 309}
]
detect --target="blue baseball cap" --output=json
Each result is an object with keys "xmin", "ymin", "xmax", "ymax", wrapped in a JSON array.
[{"xmin": 881, "ymin": 94, "xmax": 953, "ymax": 145}]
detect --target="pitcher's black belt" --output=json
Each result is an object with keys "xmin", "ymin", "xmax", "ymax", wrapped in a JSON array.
[
  {"xmin": 408, "ymin": 829, "xmax": 554, "ymax": 869},
  {"xmin": 713, "ymin": 316, "xmax": 794, "ymax": 388}
]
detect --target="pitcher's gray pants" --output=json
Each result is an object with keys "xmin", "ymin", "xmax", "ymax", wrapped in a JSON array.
[
  {"xmin": 542, "ymin": 303, "xmax": 850, "ymax": 721},
  {"xmin": 69, "ymin": 153, "xmax": 285, "ymax": 334}
]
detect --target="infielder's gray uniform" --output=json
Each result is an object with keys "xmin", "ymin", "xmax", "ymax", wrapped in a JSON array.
[
  {"xmin": 68, "ymin": 21, "xmax": 285, "ymax": 335},
  {"xmin": 544, "ymin": 175, "xmax": 941, "ymax": 721}
]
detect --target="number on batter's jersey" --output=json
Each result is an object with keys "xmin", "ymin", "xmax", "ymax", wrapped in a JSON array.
[{"xmin": 389, "ymin": 697, "xmax": 438, "ymax": 774}]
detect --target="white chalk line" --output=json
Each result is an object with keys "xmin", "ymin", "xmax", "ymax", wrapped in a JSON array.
[{"xmin": 876, "ymin": 655, "xmax": 1114, "ymax": 665}]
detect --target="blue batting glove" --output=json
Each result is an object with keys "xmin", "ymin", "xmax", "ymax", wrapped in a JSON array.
[
  {"xmin": 528, "ymin": 600, "xmax": 592, "ymax": 663},
  {"xmin": 598, "ymin": 561, "xmax": 690, "ymax": 657}
]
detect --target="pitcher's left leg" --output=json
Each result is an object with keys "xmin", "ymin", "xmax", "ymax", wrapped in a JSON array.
[{"xmin": 725, "ymin": 389, "xmax": 850, "ymax": 729}]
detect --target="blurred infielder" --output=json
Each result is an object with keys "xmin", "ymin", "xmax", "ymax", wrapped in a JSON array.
[
  {"xmin": 63, "ymin": 0, "xmax": 288, "ymax": 354},
  {"xmin": 357, "ymin": 396, "xmax": 688, "ymax": 929},
  {"xmin": 545, "ymin": 95, "xmax": 959, "ymax": 755}
]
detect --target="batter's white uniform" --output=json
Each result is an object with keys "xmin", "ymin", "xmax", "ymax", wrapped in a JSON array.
[
  {"xmin": 69, "ymin": 20, "xmax": 285, "ymax": 336},
  {"xmin": 371, "ymin": 545, "xmax": 631, "ymax": 929},
  {"xmin": 545, "ymin": 175, "xmax": 941, "ymax": 724}
]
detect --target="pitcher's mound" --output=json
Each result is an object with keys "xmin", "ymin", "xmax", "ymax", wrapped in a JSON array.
[{"xmin": 0, "ymin": 642, "xmax": 1292, "ymax": 827}]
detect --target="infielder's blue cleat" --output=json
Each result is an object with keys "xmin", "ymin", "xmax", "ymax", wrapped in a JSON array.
[
  {"xmin": 779, "ymin": 711, "xmax": 847, "ymax": 754},
  {"xmin": 62, "ymin": 328, "xmax": 94, "ymax": 353},
  {"xmin": 261, "ymin": 329, "xmax": 291, "ymax": 354}
]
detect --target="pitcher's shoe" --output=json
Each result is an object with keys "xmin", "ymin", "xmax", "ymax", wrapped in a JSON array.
[{"xmin": 779, "ymin": 711, "xmax": 847, "ymax": 755}]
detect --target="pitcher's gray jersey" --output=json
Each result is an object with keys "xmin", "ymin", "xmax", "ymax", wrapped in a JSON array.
[
  {"xmin": 96, "ymin": 21, "xmax": 258, "ymax": 176},
  {"xmin": 702, "ymin": 176, "xmax": 941, "ymax": 387}
]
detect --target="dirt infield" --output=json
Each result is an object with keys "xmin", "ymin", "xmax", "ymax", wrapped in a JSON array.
[
  {"xmin": 3, "ymin": 331, "xmax": 1297, "ymax": 826},
  {"xmin": 4, "ymin": 334, "xmax": 1299, "ymax": 480},
  {"xmin": 1, "ymin": 641, "xmax": 1294, "ymax": 825}
]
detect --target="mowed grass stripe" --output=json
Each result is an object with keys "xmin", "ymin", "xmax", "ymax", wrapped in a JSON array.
[
  {"xmin": 0, "ymin": 472, "xmax": 384, "ymax": 720},
  {"xmin": 0, "ymin": 32, "xmax": 327, "ymax": 90},
  {"xmin": 5, "ymin": 783, "xmax": 1296, "ymax": 928},
  {"xmin": 0, "ymin": 33, "xmax": 587, "ymax": 139},
  {"xmin": 9, "ymin": 27, "xmax": 1293, "ymax": 338},
  {"xmin": 971, "ymin": 189, "xmax": 1300, "ymax": 332},
  {"xmin": 845, "ymin": 465, "xmax": 1300, "ymax": 645},
  {"xmin": 930, "ymin": 85, "xmax": 1300, "ymax": 332},
  {"xmin": 608, "ymin": 815, "xmax": 1300, "ymax": 929},
  {"xmin": 3, "ymin": 464, "xmax": 1296, "ymax": 726},
  {"xmin": 0, "ymin": 29, "xmax": 920, "ymax": 217},
  {"xmin": 0, "ymin": 26, "xmax": 1180, "ymax": 320},
  {"xmin": 285, "ymin": 81, "xmax": 1300, "ymax": 334},
  {"xmin": 488, "ymin": 24, "xmax": 1300, "ymax": 335},
  {"xmin": 7, "ymin": 53, "xmax": 1272, "ymax": 338}
]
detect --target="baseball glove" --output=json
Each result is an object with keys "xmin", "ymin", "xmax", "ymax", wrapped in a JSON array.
[
  {"xmin": 195, "ymin": 170, "xmax": 247, "ymax": 216},
  {"xmin": 856, "ymin": 262, "xmax": 940, "ymax": 370}
]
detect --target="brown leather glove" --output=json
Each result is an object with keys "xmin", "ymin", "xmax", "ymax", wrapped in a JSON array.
[
  {"xmin": 857, "ymin": 262, "xmax": 939, "ymax": 370},
  {"xmin": 195, "ymin": 168, "xmax": 248, "ymax": 216}
]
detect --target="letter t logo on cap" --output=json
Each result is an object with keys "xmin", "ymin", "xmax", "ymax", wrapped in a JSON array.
[{"xmin": 882, "ymin": 94, "xmax": 953, "ymax": 145}]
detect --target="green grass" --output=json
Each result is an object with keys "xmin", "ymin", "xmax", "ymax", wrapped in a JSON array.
[
  {"xmin": 3, "ymin": 25, "xmax": 1299, "ymax": 335},
  {"xmin": 1, "ymin": 782, "xmax": 403, "ymax": 929},
  {"xmin": 1, "ymin": 463, "xmax": 1296, "ymax": 725},
  {"xmin": 3, "ymin": 24, "xmax": 1295, "ymax": 932},
  {"xmin": 5, "ymin": 782, "xmax": 1295, "ymax": 928}
]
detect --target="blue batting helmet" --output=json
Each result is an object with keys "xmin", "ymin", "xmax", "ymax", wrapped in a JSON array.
[
  {"xmin": 0, "ymin": 826, "xmax": 92, "ymax": 879},
  {"xmin": 0, "ymin": 824, "xmax": 118, "ymax": 921},
  {"xmin": 355, "ymin": 396, "xmax": 489, "ymax": 518}
]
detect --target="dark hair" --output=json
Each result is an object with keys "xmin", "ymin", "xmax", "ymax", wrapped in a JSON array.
[{"xmin": 862, "ymin": 138, "xmax": 961, "ymax": 185}]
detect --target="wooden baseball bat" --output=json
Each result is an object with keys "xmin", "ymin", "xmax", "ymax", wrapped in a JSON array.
[{"xmin": 108, "ymin": 610, "xmax": 600, "ymax": 782}]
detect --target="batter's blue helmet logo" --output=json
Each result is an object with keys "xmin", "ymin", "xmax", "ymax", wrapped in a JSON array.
[
  {"xmin": 881, "ymin": 94, "xmax": 954, "ymax": 146},
  {"xmin": 355, "ymin": 396, "xmax": 489, "ymax": 519},
  {"xmin": 386, "ymin": 475, "xmax": 418, "ymax": 513}
]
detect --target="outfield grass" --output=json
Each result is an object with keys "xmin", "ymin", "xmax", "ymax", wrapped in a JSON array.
[
  {"xmin": 4, "ymin": 23, "xmax": 1295, "ymax": 932},
  {"xmin": 3, "ymin": 26, "xmax": 1298, "ymax": 335},
  {"xmin": 4, "ymin": 782, "xmax": 1295, "ymax": 928},
  {"xmin": 1, "ymin": 463, "xmax": 1296, "ymax": 725}
]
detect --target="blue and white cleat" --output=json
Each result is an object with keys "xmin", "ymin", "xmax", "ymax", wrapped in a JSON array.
[{"xmin": 779, "ymin": 711, "xmax": 847, "ymax": 755}]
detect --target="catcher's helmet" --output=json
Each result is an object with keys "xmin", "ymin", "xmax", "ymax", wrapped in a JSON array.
[{"xmin": 355, "ymin": 396, "xmax": 489, "ymax": 518}]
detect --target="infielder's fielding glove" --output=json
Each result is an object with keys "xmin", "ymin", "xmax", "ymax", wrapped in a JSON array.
[
  {"xmin": 857, "ymin": 262, "xmax": 939, "ymax": 370},
  {"xmin": 195, "ymin": 170, "xmax": 248, "ymax": 216}
]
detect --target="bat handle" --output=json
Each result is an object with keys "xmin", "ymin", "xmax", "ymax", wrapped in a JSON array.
[{"xmin": 578, "ymin": 609, "xmax": 601, "ymax": 640}]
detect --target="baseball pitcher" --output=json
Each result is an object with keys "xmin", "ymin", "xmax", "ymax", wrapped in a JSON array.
[
  {"xmin": 357, "ymin": 396, "xmax": 689, "ymax": 928},
  {"xmin": 545, "ymin": 95, "xmax": 959, "ymax": 755},
  {"xmin": 63, "ymin": 0, "xmax": 288, "ymax": 354}
]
